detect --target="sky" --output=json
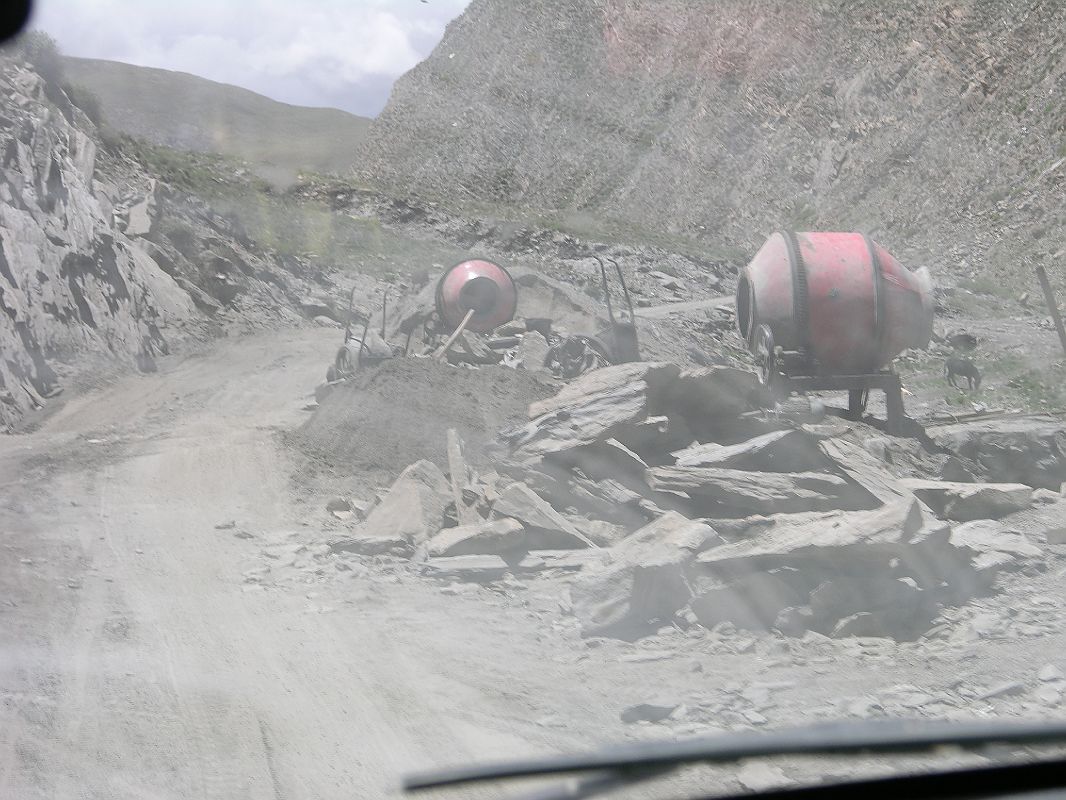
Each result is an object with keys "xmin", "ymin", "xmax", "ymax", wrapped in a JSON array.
[{"xmin": 30, "ymin": 0, "xmax": 473, "ymax": 118}]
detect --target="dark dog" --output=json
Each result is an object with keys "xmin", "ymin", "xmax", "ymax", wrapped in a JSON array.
[{"xmin": 945, "ymin": 356, "xmax": 982, "ymax": 390}]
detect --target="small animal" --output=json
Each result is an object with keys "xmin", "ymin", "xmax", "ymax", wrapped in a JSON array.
[{"xmin": 945, "ymin": 356, "xmax": 982, "ymax": 391}]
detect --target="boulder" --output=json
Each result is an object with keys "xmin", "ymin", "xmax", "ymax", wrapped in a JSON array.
[
  {"xmin": 690, "ymin": 571, "xmax": 805, "ymax": 631},
  {"xmin": 491, "ymin": 482, "xmax": 594, "ymax": 548},
  {"xmin": 819, "ymin": 438, "xmax": 918, "ymax": 506},
  {"xmin": 299, "ymin": 295, "xmax": 343, "ymax": 322},
  {"xmin": 950, "ymin": 520, "xmax": 1040, "ymax": 563},
  {"xmin": 673, "ymin": 429, "xmax": 827, "ymax": 473},
  {"xmin": 329, "ymin": 460, "xmax": 450, "ymax": 555},
  {"xmin": 505, "ymin": 362, "xmax": 680, "ymax": 458},
  {"xmin": 660, "ymin": 367, "xmax": 758, "ymax": 439},
  {"xmin": 426, "ymin": 518, "xmax": 526, "ymax": 558},
  {"xmin": 570, "ymin": 512, "xmax": 719, "ymax": 639},
  {"xmin": 695, "ymin": 499, "xmax": 946, "ymax": 577},
  {"xmin": 517, "ymin": 549, "xmax": 610, "ymax": 573},
  {"xmin": 548, "ymin": 438, "xmax": 649, "ymax": 490},
  {"xmin": 930, "ymin": 417, "xmax": 1066, "ymax": 490},
  {"xmin": 422, "ymin": 555, "xmax": 510, "ymax": 582},
  {"xmin": 528, "ymin": 361, "xmax": 680, "ymax": 419},
  {"xmin": 900, "ymin": 479, "xmax": 1033, "ymax": 521},
  {"xmin": 809, "ymin": 576, "xmax": 929, "ymax": 637},
  {"xmin": 646, "ymin": 466, "xmax": 862, "ymax": 514}
]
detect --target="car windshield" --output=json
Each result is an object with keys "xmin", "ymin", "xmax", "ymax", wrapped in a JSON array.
[{"xmin": 1, "ymin": 1, "xmax": 1064, "ymax": 798}]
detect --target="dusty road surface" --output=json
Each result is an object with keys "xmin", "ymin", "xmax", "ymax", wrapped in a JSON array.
[
  {"xmin": 0, "ymin": 329, "xmax": 588, "ymax": 799},
  {"xmin": 4, "ymin": 327, "xmax": 1066, "ymax": 800}
]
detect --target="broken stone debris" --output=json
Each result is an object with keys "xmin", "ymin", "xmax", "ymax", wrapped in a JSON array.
[
  {"xmin": 901, "ymin": 478, "xmax": 1034, "ymax": 521},
  {"xmin": 328, "ymin": 352, "xmax": 1062, "ymax": 643},
  {"xmin": 672, "ymin": 429, "xmax": 827, "ymax": 472},
  {"xmin": 570, "ymin": 512, "xmax": 719, "ymax": 639},
  {"xmin": 930, "ymin": 417, "xmax": 1066, "ymax": 491},
  {"xmin": 646, "ymin": 466, "xmax": 864, "ymax": 514},
  {"xmin": 330, "ymin": 460, "xmax": 451, "ymax": 555},
  {"xmin": 490, "ymin": 482, "xmax": 595, "ymax": 549},
  {"xmin": 426, "ymin": 518, "xmax": 527, "ymax": 558}
]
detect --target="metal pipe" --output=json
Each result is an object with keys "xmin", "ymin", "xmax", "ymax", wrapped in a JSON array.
[
  {"xmin": 611, "ymin": 258, "xmax": 635, "ymax": 322},
  {"xmin": 343, "ymin": 285, "xmax": 358, "ymax": 343},
  {"xmin": 595, "ymin": 256, "xmax": 616, "ymax": 325}
]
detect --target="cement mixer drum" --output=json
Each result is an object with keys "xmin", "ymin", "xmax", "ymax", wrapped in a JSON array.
[
  {"xmin": 737, "ymin": 231, "xmax": 933, "ymax": 376},
  {"xmin": 435, "ymin": 259, "xmax": 518, "ymax": 334}
]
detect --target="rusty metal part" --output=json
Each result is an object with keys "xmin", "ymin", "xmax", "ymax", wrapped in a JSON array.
[{"xmin": 594, "ymin": 255, "xmax": 641, "ymax": 363}]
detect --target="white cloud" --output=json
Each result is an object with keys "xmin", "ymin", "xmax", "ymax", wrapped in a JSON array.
[{"xmin": 30, "ymin": 0, "xmax": 472, "ymax": 116}]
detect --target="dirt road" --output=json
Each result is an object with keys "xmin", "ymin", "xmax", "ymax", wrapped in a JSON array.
[
  {"xmin": 0, "ymin": 329, "xmax": 597, "ymax": 799},
  {"xmin": 3, "ymin": 327, "xmax": 1066, "ymax": 800}
]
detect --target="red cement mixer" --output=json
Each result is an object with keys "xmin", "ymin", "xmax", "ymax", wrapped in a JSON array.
[
  {"xmin": 737, "ymin": 231, "xmax": 934, "ymax": 429},
  {"xmin": 436, "ymin": 259, "xmax": 518, "ymax": 334}
]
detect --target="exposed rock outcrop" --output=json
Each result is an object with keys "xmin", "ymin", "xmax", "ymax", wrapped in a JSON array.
[{"xmin": 0, "ymin": 60, "xmax": 193, "ymax": 427}]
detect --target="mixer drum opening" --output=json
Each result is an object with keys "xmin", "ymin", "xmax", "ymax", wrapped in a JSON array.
[{"xmin": 459, "ymin": 276, "xmax": 500, "ymax": 315}]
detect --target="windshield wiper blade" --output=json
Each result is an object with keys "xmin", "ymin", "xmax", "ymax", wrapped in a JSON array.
[{"xmin": 403, "ymin": 718, "xmax": 1066, "ymax": 793}]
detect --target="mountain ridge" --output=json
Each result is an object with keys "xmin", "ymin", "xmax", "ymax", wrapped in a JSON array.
[
  {"xmin": 64, "ymin": 55, "xmax": 371, "ymax": 176},
  {"xmin": 359, "ymin": 0, "xmax": 1066, "ymax": 290}
]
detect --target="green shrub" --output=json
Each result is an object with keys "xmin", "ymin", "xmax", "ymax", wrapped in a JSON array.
[
  {"xmin": 15, "ymin": 30, "xmax": 63, "ymax": 87},
  {"xmin": 63, "ymin": 82, "xmax": 103, "ymax": 126}
]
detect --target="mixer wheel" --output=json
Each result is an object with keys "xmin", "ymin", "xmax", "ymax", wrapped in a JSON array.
[{"xmin": 754, "ymin": 324, "xmax": 778, "ymax": 390}]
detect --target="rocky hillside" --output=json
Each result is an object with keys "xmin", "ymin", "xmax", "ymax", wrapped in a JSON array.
[
  {"xmin": 360, "ymin": 0, "xmax": 1066, "ymax": 288},
  {"xmin": 64, "ymin": 56, "xmax": 371, "ymax": 177},
  {"xmin": 0, "ymin": 59, "xmax": 192, "ymax": 427},
  {"xmin": 0, "ymin": 55, "xmax": 383, "ymax": 430}
]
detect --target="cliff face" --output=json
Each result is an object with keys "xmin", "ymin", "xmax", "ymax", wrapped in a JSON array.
[
  {"xmin": 0, "ymin": 57, "xmax": 350, "ymax": 430},
  {"xmin": 0, "ymin": 60, "xmax": 194, "ymax": 427},
  {"xmin": 360, "ymin": 0, "xmax": 1066, "ymax": 275}
]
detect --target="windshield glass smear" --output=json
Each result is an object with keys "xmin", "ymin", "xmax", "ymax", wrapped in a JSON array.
[{"xmin": 1, "ymin": 2, "xmax": 1065, "ymax": 798}]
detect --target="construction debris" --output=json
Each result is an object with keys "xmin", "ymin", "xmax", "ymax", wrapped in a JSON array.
[
  {"xmin": 330, "ymin": 460, "xmax": 451, "ymax": 555},
  {"xmin": 900, "ymin": 479, "xmax": 1034, "ymax": 521},
  {"xmin": 646, "ymin": 466, "xmax": 863, "ymax": 514},
  {"xmin": 305, "ymin": 334, "xmax": 1064, "ymax": 645}
]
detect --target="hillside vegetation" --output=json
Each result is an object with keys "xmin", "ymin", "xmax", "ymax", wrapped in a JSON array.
[
  {"xmin": 360, "ymin": 0, "xmax": 1066, "ymax": 292},
  {"xmin": 64, "ymin": 56, "xmax": 371, "ymax": 177}
]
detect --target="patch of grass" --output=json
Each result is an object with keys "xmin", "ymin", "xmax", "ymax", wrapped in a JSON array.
[
  {"xmin": 62, "ymin": 82, "xmax": 103, "ymax": 125},
  {"xmin": 118, "ymin": 139, "xmax": 473, "ymax": 277},
  {"xmin": 897, "ymin": 348, "xmax": 1066, "ymax": 414},
  {"xmin": 788, "ymin": 199, "xmax": 818, "ymax": 231},
  {"xmin": 957, "ymin": 274, "xmax": 1016, "ymax": 299},
  {"xmin": 119, "ymin": 138, "xmax": 270, "ymax": 199},
  {"xmin": 1004, "ymin": 366, "xmax": 1066, "ymax": 409}
]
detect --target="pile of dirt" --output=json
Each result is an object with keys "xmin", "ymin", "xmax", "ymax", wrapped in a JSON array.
[{"xmin": 293, "ymin": 357, "xmax": 556, "ymax": 483}]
